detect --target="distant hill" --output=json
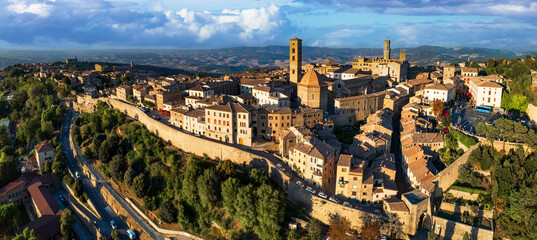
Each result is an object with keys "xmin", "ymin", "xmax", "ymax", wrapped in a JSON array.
[{"xmin": 0, "ymin": 46, "xmax": 531, "ymax": 74}]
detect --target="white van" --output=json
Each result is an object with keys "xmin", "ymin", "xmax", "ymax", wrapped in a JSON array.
[{"xmin": 126, "ymin": 229, "xmax": 136, "ymax": 239}]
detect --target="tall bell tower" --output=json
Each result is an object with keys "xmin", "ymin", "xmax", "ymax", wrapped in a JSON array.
[
  {"xmin": 289, "ymin": 38, "xmax": 302, "ymax": 84},
  {"xmin": 384, "ymin": 40, "xmax": 391, "ymax": 60}
]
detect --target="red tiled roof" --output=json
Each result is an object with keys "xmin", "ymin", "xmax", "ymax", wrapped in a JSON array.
[{"xmin": 35, "ymin": 143, "xmax": 54, "ymax": 153}]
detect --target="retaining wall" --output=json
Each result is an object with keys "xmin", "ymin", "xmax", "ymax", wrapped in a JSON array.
[
  {"xmin": 98, "ymin": 184, "xmax": 153, "ymax": 240},
  {"xmin": 61, "ymin": 182, "xmax": 103, "ymax": 239},
  {"xmin": 287, "ymin": 181, "xmax": 387, "ymax": 232},
  {"xmin": 436, "ymin": 144, "xmax": 479, "ymax": 192},
  {"xmin": 432, "ymin": 216, "xmax": 493, "ymax": 240},
  {"xmin": 439, "ymin": 202, "xmax": 493, "ymax": 219},
  {"xmin": 103, "ymin": 98, "xmax": 292, "ymax": 189}
]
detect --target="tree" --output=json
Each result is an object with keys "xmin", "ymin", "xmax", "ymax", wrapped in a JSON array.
[
  {"xmin": 123, "ymin": 167, "xmax": 137, "ymax": 187},
  {"xmin": 111, "ymin": 229, "xmax": 119, "ymax": 240},
  {"xmin": 249, "ymin": 168, "xmax": 268, "ymax": 186},
  {"xmin": 431, "ymin": 99, "xmax": 444, "ymax": 119},
  {"xmin": 427, "ymin": 228, "xmax": 436, "ymax": 240},
  {"xmin": 109, "ymin": 155, "xmax": 127, "ymax": 183},
  {"xmin": 287, "ymin": 229, "xmax": 300, "ymax": 240},
  {"xmin": 0, "ymin": 126, "xmax": 10, "ymax": 147},
  {"xmin": 12, "ymin": 227, "xmax": 41, "ymax": 240},
  {"xmin": 445, "ymin": 132, "xmax": 458, "ymax": 150},
  {"xmin": 73, "ymin": 178, "xmax": 84, "ymax": 197},
  {"xmin": 221, "ymin": 178, "xmax": 240, "ymax": 216},
  {"xmin": 308, "ymin": 219, "xmax": 322, "ymax": 240},
  {"xmin": 463, "ymin": 232, "xmax": 470, "ymax": 240},
  {"xmin": 98, "ymin": 139, "xmax": 115, "ymax": 163},
  {"xmin": 361, "ymin": 221, "xmax": 381, "ymax": 240},
  {"xmin": 60, "ymin": 209, "xmax": 76, "ymax": 240},
  {"xmin": 255, "ymin": 184, "xmax": 285, "ymax": 240},
  {"xmin": 132, "ymin": 173, "xmax": 148, "ymax": 198},
  {"xmin": 158, "ymin": 200, "xmax": 177, "ymax": 223},
  {"xmin": 181, "ymin": 157, "xmax": 203, "ymax": 206},
  {"xmin": 216, "ymin": 159, "xmax": 236, "ymax": 177},
  {"xmin": 43, "ymin": 160, "xmax": 52, "ymax": 173},
  {"xmin": 196, "ymin": 168, "xmax": 220, "ymax": 209},
  {"xmin": 328, "ymin": 217, "xmax": 355, "ymax": 240},
  {"xmin": 234, "ymin": 184, "xmax": 257, "ymax": 229},
  {"xmin": 0, "ymin": 152, "xmax": 19, "ymax": 188}
]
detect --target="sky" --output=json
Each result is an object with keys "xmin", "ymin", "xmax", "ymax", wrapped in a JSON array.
[{"xmin": 0, "ymin": 0, "xmax": 536, "ymax": 51}]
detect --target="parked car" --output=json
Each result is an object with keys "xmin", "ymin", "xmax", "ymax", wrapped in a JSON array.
[
  {"xmin": 306, "ymin": 187, "xmax": 316, "ymax": 194},
  {"xmin": 295, "ymin": 181, "xmax": 304, "ymax": 188},
  {"xmin": 126, "ymin": 229, "xmax": 136, "ymax": 239},
  {"xmin": 58, "ymin": 194, "xmax": 67, "ymax": 205},
  {"xmin": 329, "ymin": 196, "xmax": 339, "ymax": 203},
  {"xmin": 343, "ymin": 201, "xmax": 351, "ymax": 207},
  {"xmin": 318, "ymin": 192, "xmax": 327, "ymax": 199},
  {"xmin": 276, "ymin": 163, "xmax": 284, "ymax": 171},
  {"xmin": 110, "ymin": 220, "xmax": 117, "ymax": 230},
  {"xmin": 75, "ymin": 171, "xmax": 80, "ymax": 179}
]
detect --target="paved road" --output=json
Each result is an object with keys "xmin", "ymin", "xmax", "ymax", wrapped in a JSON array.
[
  {"xmin": 51, "ymin": 188, "xmax": 93, "ymax": 240},
  {"xmin": 61, "ymin": 109, "xmax": 131, "ymax": 240}
]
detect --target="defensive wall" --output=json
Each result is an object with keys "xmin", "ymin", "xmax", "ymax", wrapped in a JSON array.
[
  {"xmin": 435, "ymin": 144, "xmax": 479, "ymax": 194},
  {"xmin": 526, "ymin": 103, "xmax": 537, "ymax": 124},
  {"xmin": 104, "ymin": 98, "xmax": 292, "ymax": 188},
  {"xmin": 432, "ymin": 216, "xmax": 493, "ymax": 240},
  {"xmin": 79, "ymin": 98, "xmax": 400, "ymax": 235},
  {"xmin": 97, "ymin": 184, "xmax": 153, "ymax": 240},
  {"xmin": 287, "ymin": 182, "xmax": 388, "ymax": 233},
  {"xmin": 439, "ymin": 202, "xmax": 493, "ymax": 220}
]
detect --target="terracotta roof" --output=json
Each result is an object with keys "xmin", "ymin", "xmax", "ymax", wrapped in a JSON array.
[
  {"xmin": 206, "ymin": 103, "xmax": 233, "ymax": 112},
  {"xmin": 461, "ymin": 67, "xmax": 478, "ymax": 73},
  {"xmin": 425, "ymin": 84, "xmax": 456, "ymax": 91},
  {"xmin": 292, "ymin": 138, "xmax": 335, "ymax": 160},
  {"xmin": 184, "ymin": 109, "xmax": 205, "ymax": 118},
  {"xmin": 406, "ymin": 78, "xmax": 433, "ymax": 86},
  {"xmin": 384, "ymin": 196, "xmax": 409, "ymax": 212},
  {"xmin": 338, "ymin": 154, "xmax": 353, "ymax": 167},
  {"xmin": 0, "ymin": 172, "xmax": 38, "ymax": 198},
  {"xmin": 298, "ymin": 69, "xmax": 328, "ymax": 87},
  {"xmin": 233, "ymin": 102, "xmax": 256, "ymax": 113},
  {"xmin": 35, "ymin": 143, "xmax": 54, "ymax": 153},
  {"xmin": 412, "ymin": 132, "xmax": 444, "ymax": 144}
]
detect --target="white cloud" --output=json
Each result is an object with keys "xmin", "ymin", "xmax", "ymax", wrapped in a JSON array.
[{"xmin": 7, "ymin": 0, "xmax": 53, "ymax": 17}]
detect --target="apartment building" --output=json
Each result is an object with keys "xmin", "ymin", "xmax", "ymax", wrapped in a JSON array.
[
  {"xmin": 205, "ymin": 102, "xmax": 256, "ymax": 146},
  {"xmin": 252, "ymin": 86, "xmax": 290, "ymax": 108},
  {"xmin": 469, "ymin": 78, "xmax": 503, "ymax": 108},
  {"xmin": 423, "ymin": 84, "xmax": 456, "ymax": 103},
  {"xmin": 289, "ymin": 138, "xmax": 337, "ymax": 193},
  {"xmin": 257, "ymin": 107, "xmax": 323, "ymax": 138},
  {"xmin": 116, "ymin": 85, "xmax": 133, "ymax": 101},
  {"xmin": 183, "ymin": 109, "xmax": 206, "ymax": 136},
  {"xmin": 186, "ymin": 86, "xmax": 215, "ymax": 98}
]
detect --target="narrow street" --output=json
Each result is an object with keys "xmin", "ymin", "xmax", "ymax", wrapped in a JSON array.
[{"xmin": 390, "ymin": 112, "xmax": 410, "ymax": 196}]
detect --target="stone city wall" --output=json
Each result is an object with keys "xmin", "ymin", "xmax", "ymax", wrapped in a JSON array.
[
  {"xmin": 432, "ymin": 216, "xmax": 493, "ymax": 240},
  {"xmin": 287, "ymin": 182, "xmax": 387, "ymax": 233},
  {"xmin": 436, "ymin": 144, "xmax": 479, "ymax": 192},
  {"xmin": 98, "ymin": 184, "xmax": 153, "ymax": 240},
  {"xmin": 439, "ymin": 202, "xmax": 493, "ymax": 220},
  {"xmin": 526, "ymin": 103, "xmax": 537, "ymax": 124},
  {"xmin": 447, "ymin": 189, "xmax": 479, "ymax": 201},
  {"xmin": 61, "ymin": 181, "xmax": 104, "ymax": 239},
  {"xmin": 101, "ymin": 98, "xmax": 292, "ymax": 189}
]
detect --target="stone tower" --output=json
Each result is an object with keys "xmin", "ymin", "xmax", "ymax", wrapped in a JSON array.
[
  {"xmin": 289, "ymin": 38, "xmax": 302, "ymax": 84},
  {"xmin": 297, "ymin": 69, "xmax": 329, "ymax": 111},
  {"xmin": 400, "ymin": 50, "xmax": 406, "ymax": 62},
  {"xmin": 384, "ymin": 40, "xmax": 391, "ymax": 60},
  {"xmin": 443, "ymin": 65, "xmax": 456, "ymax": 80}
]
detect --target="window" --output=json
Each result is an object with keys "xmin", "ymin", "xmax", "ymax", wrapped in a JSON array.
[{"xmin": 352, "ymin": 185, "xmax": 357, "ymax": 189}]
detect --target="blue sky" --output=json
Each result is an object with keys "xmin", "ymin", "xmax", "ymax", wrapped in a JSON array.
[{"xmin": 0, "ymin": 0, "xmax": 536, "ymax": 50}]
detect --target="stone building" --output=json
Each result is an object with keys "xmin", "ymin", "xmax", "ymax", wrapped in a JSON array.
[
  {"xmin": 443, "ymin": 65, "xmax": 456, "ymax": 80},
  {"xmin": 297, "ymin": 70, "xmax": 329, "ymax": 111},
  {"xmin": 289, "ymin": 38, "xmax": 302, "ymax": 85},
  {"xmin": 116, "ymin": 85, "xmax": 132, "ymax": 101},
  {"xmin": 289, "ymin": 137, "xmax": 337, "ymax": 194},
  {"xmin": 351, "ymin": 40, "xmax": 409, "ymax": 82},
  {"xmin": 155, "ymin": 88, "xmax": 182, "ymax": 110},
  {"xmin": 257, "ymin": 107, "xmax": 323, "ymax": 139},
  {"xmin": 35, "ymin": 143, "xmax": 54, "ymax": 173},
  {"xmin": 333, "ymin": 91, "xmax": 387, "ymax": 126},
  {"xmin": 469, "ymin": 78, "xmax": 503, "ymax": 108},
  {"xmin": 205, "ymin": 102, "xmax": 256, "ymax": 146},
  {"xmin": 252, "ymin": 86, "xmax": 290, "ymax": 108}
]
